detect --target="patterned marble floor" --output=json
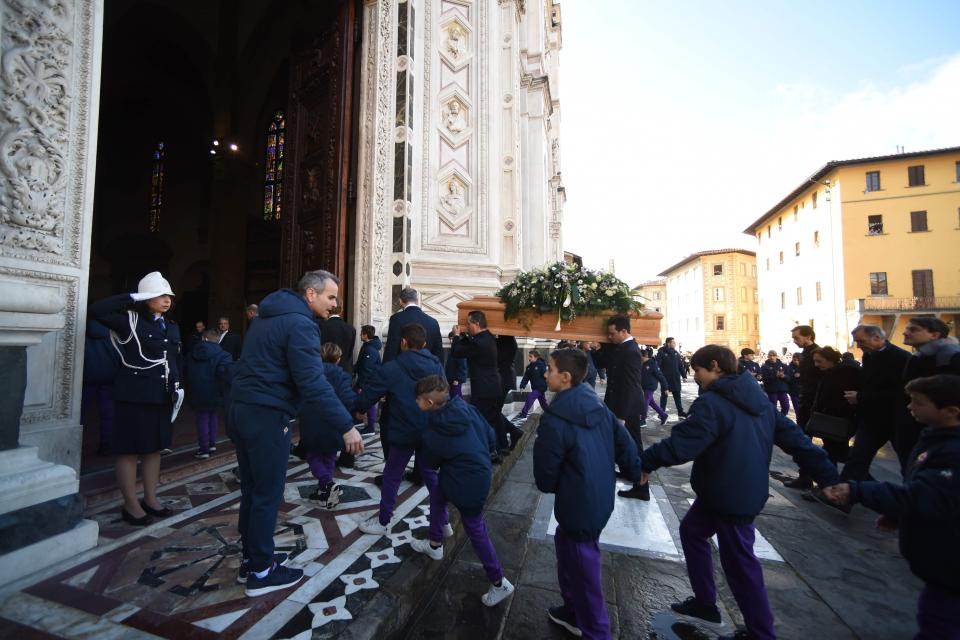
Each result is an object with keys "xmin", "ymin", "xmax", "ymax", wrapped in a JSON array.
[{"xmin": 0, "ymin": 433, "xmax": 438, "ymax": 639}]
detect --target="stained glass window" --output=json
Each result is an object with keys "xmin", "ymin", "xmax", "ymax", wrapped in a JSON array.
[
  {"xmin": 264, "ymin": 111, "xmax": 285, "ymax": 221},
  {"xmin": 149, "ymin": 142, "xmax": 165, "ymax": 232}
]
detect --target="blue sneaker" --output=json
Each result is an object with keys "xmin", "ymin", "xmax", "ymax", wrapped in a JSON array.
[
  {"xmin": 237, "ymin": 552, "xmax": 289, "ymax": 584},
  {"xmin": 244, "ymin": 563, "xmax": 303, "ymax": 597}
]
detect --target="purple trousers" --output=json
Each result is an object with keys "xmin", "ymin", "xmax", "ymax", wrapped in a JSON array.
[
  {"xmin": 195, "ymin": 409, "xmax": 218, "ymax": 451},
  {"xmin": 680, "ymin": 499, "xmax": 775, "ymax": 640},
  {"xmin": 307, "ymin": 451, "xmax": 338, "ymax": 485},
  {"xmin": 767, "ymin": 392, "xmax": 790, "ymax": 416},
  {"xmin": 641, "ymin": 390, "xmax": 667, "ymax": 421},
  {"xmin": 789, "ymin": 393, "xmax": 799, "ymax": 415},
  {"xmin": 916, "ymin": 584, "xmax": 960, "ymax": 639},
  {"xmin": 432, "ymin": 487, "xmax": 503, "ymax": 583},
  {"xmin": 364, "ymin": 401, "xmax": 378, "ymax": 432},
  {"xmin": 379, "ymin": 446, "xmax": 447, "ymax": 531},
  {"xmin": 81, "ymin": 383, "xmax": 115, "ymax": 449},
  {"xmin": 555, "ymin": 527, "xmax": 611, "ymax": 639},
  {"xmin": 520, "ymin": 389, "xmax": 548, "ymax": 416}
]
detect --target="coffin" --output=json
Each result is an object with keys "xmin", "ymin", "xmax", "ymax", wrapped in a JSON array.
[{"xmin": 456, "ymin": 296, "xmax": 663, "ymax": 344}]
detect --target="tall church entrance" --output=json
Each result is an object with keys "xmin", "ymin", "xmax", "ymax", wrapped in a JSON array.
[{"xmin": 82, "ymin": 0, "xmax": 360, "ymax": 477}]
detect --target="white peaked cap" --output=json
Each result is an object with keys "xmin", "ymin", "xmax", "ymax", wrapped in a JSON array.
[{"xmin": 138, "ymin": 271, "xmax": 175, "ymax": 296}]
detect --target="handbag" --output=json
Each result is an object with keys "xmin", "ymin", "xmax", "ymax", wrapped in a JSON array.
[{"xmin": 804, "ymin": 411, "xmax": 853, "ymax": 441}]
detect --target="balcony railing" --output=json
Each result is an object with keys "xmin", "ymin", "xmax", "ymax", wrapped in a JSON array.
[{"xmin": 848, "ymin": 297, "xmax": 960, "ymax": 313}]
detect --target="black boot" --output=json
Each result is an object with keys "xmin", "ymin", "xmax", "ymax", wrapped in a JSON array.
[{"xmin": 617, "ymin": 483, "xmax": 650, "ymax": 501}]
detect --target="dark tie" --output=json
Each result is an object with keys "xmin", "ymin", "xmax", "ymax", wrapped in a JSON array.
[{"xmin": 158, "ymin": 317, "xmax": 166, "ymax": 332}]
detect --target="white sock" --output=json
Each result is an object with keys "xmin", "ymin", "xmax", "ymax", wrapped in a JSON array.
[{"xmin": 253, "ymin": 564, "xmax": 272, "ymax": 579}]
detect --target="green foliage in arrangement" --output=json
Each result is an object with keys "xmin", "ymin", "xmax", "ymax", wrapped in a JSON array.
[{"xmin": 495, "ymin": 261, "xmax": 643, "ymax": 328}]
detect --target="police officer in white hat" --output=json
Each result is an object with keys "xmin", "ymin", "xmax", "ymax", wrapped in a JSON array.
[{"xmin": 89, "ymin": 271, "xmax": 183, "ymax": 526}]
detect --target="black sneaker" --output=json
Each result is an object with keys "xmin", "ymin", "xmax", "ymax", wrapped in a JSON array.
[
  {"xmin": 237, "ymin": 553, "xmax": 289, "ymax": 584},
  {"xmin": 244, "ymin": 563, "xmax": 303, "ymax": 597},
  {"xmin": 405, "ymin": 469, "xmax": 424, "ymax": 485},
  {"xmin": 547, "ymin": 605, "xmax": 582, "ymax": 637},
  {"xmin": 617, "ymin": 483, "xmax": 650, "ymax": 501},
  {"xmin": 308, "ymin": 481, "xmax": 342, "ymax": 509},
  {"xmin": 374, "ymin": 474, "xmax": 384, "ymax": 486},
  {"xmin": 670, "ymin": 596, "xmax": 722, "ymax": 625},
  {"xmin": 783, "ymin": 477, "xmax": 813, "ymax": 490}
]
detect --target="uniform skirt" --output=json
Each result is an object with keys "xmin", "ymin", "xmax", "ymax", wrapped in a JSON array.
[{"xmin": 113, "ymin": 400, "xmax": 173, "ymax": 455}]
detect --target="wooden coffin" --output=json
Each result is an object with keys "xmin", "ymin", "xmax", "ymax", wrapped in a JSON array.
[{"xmin": 456, "ymin": 296, "xmax": 663, "ymax": 344}]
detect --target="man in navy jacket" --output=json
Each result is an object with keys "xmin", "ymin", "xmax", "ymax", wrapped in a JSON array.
[
  {"xmin": 383, "ymin": 288, "xmax": 443, "ymax": 363},
  {"xmin": 639, "ymin": 345, "xmax": 838, "ymax": 640},
  {"xmin": 656, "ymin": 337, "xmax": 687, "ymax": 417},
  {"xmin": 228, "ymin": 270, "xmax": 362, "ymax": 597}
]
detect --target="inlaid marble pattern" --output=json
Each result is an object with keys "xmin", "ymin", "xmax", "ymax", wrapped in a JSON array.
[{"xmin": 0, "ymin": 434, "xmax": 433, "ymax": 639}]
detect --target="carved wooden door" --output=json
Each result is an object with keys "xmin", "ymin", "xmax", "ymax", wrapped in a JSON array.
[{"xmin": 280, "ymin": 0, "xmax": 357, "ymax": 297}]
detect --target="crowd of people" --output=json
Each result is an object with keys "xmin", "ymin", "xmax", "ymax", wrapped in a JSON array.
[{"xmin": 83, "ymin": 270, "xmax": 959, "ymax": 639}]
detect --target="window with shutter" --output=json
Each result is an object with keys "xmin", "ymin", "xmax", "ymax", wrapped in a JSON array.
[{"xmin": 910, "ymin": 210, "xmax": 928, "ymax": 232}]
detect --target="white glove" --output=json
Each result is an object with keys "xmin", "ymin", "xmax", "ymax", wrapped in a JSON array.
[{"xmin": 131, "ymin": 292, "xmax": 162, "ymax": 301}]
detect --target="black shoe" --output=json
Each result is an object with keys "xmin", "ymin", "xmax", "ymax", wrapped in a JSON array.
[
  {"xmin": 783, "ymin": 477, "xmax": 813, "ymax": 490},
  {"xmin": 120, "ymin": 508, "xmax": 153, "ymax": 526},
  {"xmin": 337, "ymin": 452, "xmax": 355, "ymax": 469},
  {"xmin": 509, "ymin": 428, "xmax": 524, "ymax": 450},
  {"xmin": 244, "ymin": 563, "xmax": 304, "ymax": 597},
  {"xmin": 677, "ymin": 411, "xmax": 688, "ymax": 418},
  {"xmin": 659, "ymin": 413, "xmax": 669, "ymax": 425},
  {"xmin": 617, "ymin": 483, "xmax": 650, "ymax": 501},
  {"xmin": 405, "ymin": 470, "xmax": 424, "ymax": 485},
  {"xmin": 670, "ymin": 596, "xmax": 722, "ymax": 625},
  {"xmin": 308, "ymin": 481, "xmax": 342, "ymax": 509},
  {"xmin": 237, "ymin": 552, "xmax": 289, "ymax": 584},
  {"xmin": 374, "ymin": 474, "xmax": 384, "ymax": 486},
  {"xmin": 139, "ymin": 500, "xmax": 172, "ymax": 518},
  {"xmin": 491, "ymin": 452, "xmax": 503, "ymax": 465},
  {"xmin": 547, "ymin": 605, "xmax": 582, "ymax": 637}
]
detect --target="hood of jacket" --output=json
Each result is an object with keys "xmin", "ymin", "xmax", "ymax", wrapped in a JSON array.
[
  {"xmin": 395, "ymin": 348, "xmax": 442, "ymax": 381},
  {"xmin": 363, "ymin": 336, "xmax": 383, "ymax": 352},
  {"xmin": 546, "ymin": 383, "xmax": 609, "ymax": 430},
  {"xmin": 258, "ymin": 288, "xmax": 313, "ymax": 321},
  {"xmin": 428, "ymin": 397, "xmax": 476, "ymax": 438},
  {"xmin": 188, "ymin": 340, "xmax": 223, "ymax": 362},
  {"xmin": 705, "ymin": 371, "xmax": 769, "ymax": 416}
]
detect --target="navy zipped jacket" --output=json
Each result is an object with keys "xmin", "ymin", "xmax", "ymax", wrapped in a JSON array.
[{"xmin": 520, "ymin": 358, "xmax": 548, "ymax": 392}]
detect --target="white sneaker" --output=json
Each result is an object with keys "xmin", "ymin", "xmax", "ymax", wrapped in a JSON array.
[
  {"xmin": 410, "ymin": 538, "xmax": 443, "ymax": 560},
  {"xmin": 443, "ymin": 523, "xmax": 454, "ymax": 538},
  {"xmin": 359, "ymin": 516, "xmax": 391, "ymax": 536},
  {"xmin": 481, "ymin": 576, "xmax": 515, "ymax": 607}
]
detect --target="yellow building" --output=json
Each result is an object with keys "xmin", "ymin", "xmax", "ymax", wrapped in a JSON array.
[
  {"xmin": 744, "ymin": 146, "xmax": 960, "ymax": 354},
  {"xmin": 632, "ymin": 278, "xmax": 668, "ymax": 344},
  {"xmin": 656, "ymin": 249, "xmax": 760, "ymax": 353}
]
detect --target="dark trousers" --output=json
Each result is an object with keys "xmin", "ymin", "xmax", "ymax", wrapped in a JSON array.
[
  {"xmin": 555, "ymin": 526, "xmax": 611, "ymax": 640},
  {"xmin": 766, "ymin": 392, "xmax": 790, "ymax": 416},
  {"xmin": 916, "ymin": 583, "xmax": 960, "ymax": 639},
  {"xmin": 896, "ymin": 420, "xmax": 924, "ymax": 473},
  {"xmin": 841, "ymin": 420, "xmax": 895, "ymax": 481},
  {"xmin": 659, "ymin": 383, "xmax": 685, "ymax": 415},
  {"xmin": 623, "ymin": 414, "xmax": 643, "ymax": 450},
  {"xmin": 680, "ymin": 499, "xmax": 775, "ymax": 640},
  {"xmin": 228, "ymin": 402, "xmax": 292, "ymax": 573},
  {"xmin": 474, "ymin": 396, "xmax": 508, "ymax": 450}
]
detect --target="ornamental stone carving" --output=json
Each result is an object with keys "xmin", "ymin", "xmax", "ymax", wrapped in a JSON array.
[
  {"xmin": 442, "ymin": 98, "xmax": 467, "ymax": 135},
  {"xmin": 0, "ymin": 0, "xmax": 76, "ymax": 256}
]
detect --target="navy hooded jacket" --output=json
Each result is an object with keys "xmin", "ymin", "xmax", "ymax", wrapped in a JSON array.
[
  {"xmin": 584, "ymin": 351, "xmax": 598, "ymax": 388},
  {"xmin": 656, "ymin": 345, "xmax": 685, "ymax": 386},
  {"xmin": 520, "ymin": 358, "xmax": 548, "ymax": 392},
  {"xmin": 420, "ymin": 396, "xmax": 496, "ymax": 516},
  {"xmin": 323, "ymin": 362, "xmax": 358, "ymax": 408},
  {"xmin": 354, "ymin": 336, "xmax": 382, "ymax": 389},
  {"xmin": 83, "ymin": 318, "xmax": 120, "ymax": 385},
  {"xmin": 641, "ymin": 371, "xmax": 840, "ymax": 521},
  {"xmin": 534, "ymin": 383, "xmax": 643, "ymax": 541},
  {"xmin": 354, "ymin": 348, "xmax": 445, "ymax": 448},
  {"xmin": 851, "ymin": 426, "xmax": 960, "ymax": 594},
  {"xmin": 229, "ymin": 289, "xmax": 354, "ymax": 450},
  {"xmin": 760, "ymin": 360, "xmax": 789, "ymax": 393},
  {"xmin": 641, "ymin": 358, "xmax": 669, "ymax": 391},
  {"xmin": 184, "ymin": 340, "xmax": 234, "ymax": 409},
  {"xmin": 445, "ymin": 348, "xmax": 468, "ymax": 385}
]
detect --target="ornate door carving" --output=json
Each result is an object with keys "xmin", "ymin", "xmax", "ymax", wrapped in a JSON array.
[{"xmin": 280, "ymin": 0, "xmax": 356, "ymax": 296}]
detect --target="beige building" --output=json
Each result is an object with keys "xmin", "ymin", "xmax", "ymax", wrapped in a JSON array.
[
  {"xmin": 632, "ymin": 278, "xmax": 667, "ymax": 344},
  {"xmin": 657, "ymin": 249, "xmax": 760, "ymax": 353},
  {"xmin": 744, "ymin": 146, "xmax": 960, "ymax": 355}
]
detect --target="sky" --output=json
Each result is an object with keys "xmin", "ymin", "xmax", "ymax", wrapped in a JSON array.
[{"xmin": 559, "ymin": 0, "xmax": 960, "ymax": 285}]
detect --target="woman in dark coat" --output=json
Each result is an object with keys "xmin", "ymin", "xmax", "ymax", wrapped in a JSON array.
[
  {"xmin": 89, "ymin": 271, "xmax": 182, "ymax": 526},
  {"xmin": 811, "ymin": 346, "xmax": 862, "ymax": 467}
]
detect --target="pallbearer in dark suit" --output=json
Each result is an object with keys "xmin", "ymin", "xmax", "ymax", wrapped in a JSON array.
[
  {"xmin": 89, "ymin": 271, "xmax": 183, "ymax": 526},
  {"xmin": 383, "ymin": 288, "xmax": 443, "ymax": 363},
  {"xmin": 216, "ymin": 316, "xmax": 243, "ymax": 361},
  {"xmin": 318, "ymin": 305, "xmax": 357, "ymax": 374}
]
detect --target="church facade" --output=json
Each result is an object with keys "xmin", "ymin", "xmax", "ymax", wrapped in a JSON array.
[{"xmin": 0, "ymin": 0, "xmax": 563, "ymax": 577}]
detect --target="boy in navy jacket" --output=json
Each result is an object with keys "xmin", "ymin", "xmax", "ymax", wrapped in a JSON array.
[
  {"xmin": 760, "ymin": 350, "xmax": 790, "ymax": 415},
  {"xmin": 824, "ymin": 375, "xmax": 960, "ymax": 639},
  {"xmin": 354, "ymin": 323, "xmax": 448, "ymax": 537},
  {"xmin": 305, "ymin": 343, "xmax": 359, "ymax": 508},
  {"xmin": 737, "ymin": 348, "xmax": 762, "ymax": 381},
  {"xmin": 518, "ymin": 350, "xmax": 549, "ymax": 418},
  {"xmin": 411, "ymin": 374, "xmax": 515, "ymax": 607},
  {"xmin": 639, "ymin": 345, "xmax": 839, "ymax": 640},
  {"xmin": 785, "ymin": 352, "xmax": 802, "ymax": 414},
  {"xmin": 641, "ymin": 348, "xmax": 670, "ymax": 426},
  {"xmin": 353, "ymin": 325, "xmax": 382, "ymax": 434},
  {"xmin": 184, "ymin": 328, "xmax": 234, "ymax": 458},
  {"xmin": 534, "ymin": 348, "xmax": 643, "ymax": 639}
]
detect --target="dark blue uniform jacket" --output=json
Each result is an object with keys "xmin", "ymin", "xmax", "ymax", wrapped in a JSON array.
[
  {"xmin": 83, "ymin": 318, "xmax": 120, "ymax": 385},
  {"xmin": 852, "ymin": 426, "xmax": 960, "ymax": 594},
  {"xmin": 445, "ymin": 348, "xmax": 468, "ymax": 385},
  {"xmin": 323, "ymin": 362, "xmax": 358, "ymax": 409},
  {"xmin": 738, "ymin": 358, "xmax": 761, "ymax": 379},
  {"xmin": 420, "ymin": 396, "xmax": 496, "ymax": 516},
  {"xmin": 229, "ymin": 289, "xmax": 353, "ymax": 450},
  {"xmin": 184, "ymin": 341, "xmax": 234, "ymax": 410},
  {"xmin": 760, "ymin": 360, "xmax": 789, "ymax": 393},
  {"xmin": 641, "ymin": 371, "xmax": 840, "ymax": 521},
  {"xmin": 354, "ymin": 348, "xmax": 445, "ymax": 448},
  {"xmin": 534, "ymin": 383, "xmax": 643, "ymax": 541},
  {"xmin": 354, "ymin": 336, "xmax": 382, "ymax": 389},
  {"xmin": 641, "ymin": 358, "xmax": 669, "ymax": 392},
  {"xmin": 520, "ymin": 358, "xmax": 548, "ymax": 392},
  {"xmin": 656, "ymin": 346, "xmax": 685, "ymax": 387},
  {"xmin": 89, "ymin": 294, "xmax": 182, "ymax": 404},
  {"xmin": 785, "ymin": 363, "xmax": 801, "ymax": 396}
]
